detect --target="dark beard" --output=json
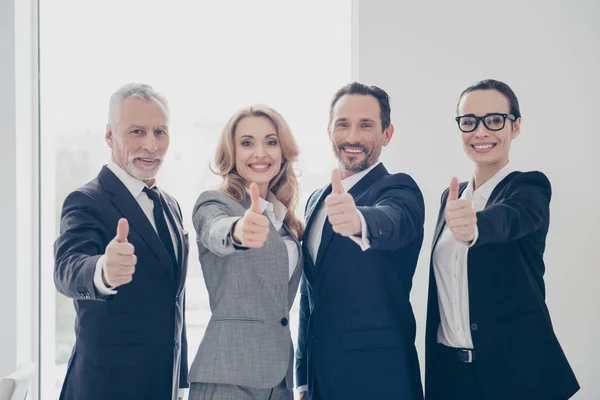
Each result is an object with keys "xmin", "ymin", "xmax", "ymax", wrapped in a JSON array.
[
  {"xmin": 335, "ymin": 142, "xmax": 375, "ymax": 173},
  {"xmin": 342, "ymin": 156, "xmax": 371, "ymax": 173}
]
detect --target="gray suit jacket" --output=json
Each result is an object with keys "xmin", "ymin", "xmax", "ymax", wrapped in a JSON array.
[{"xmin": 190, "ymin": 190, "xmax": 302, "ymax": 389}]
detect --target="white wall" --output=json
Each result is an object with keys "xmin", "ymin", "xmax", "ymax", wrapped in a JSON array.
[
  {"xmin": 0, "ymin": 0, "xmax": 38, "ymax": 397},
  {"xmin": 356, "ymin": 0, "xmax": 600, "ymax": 398}
]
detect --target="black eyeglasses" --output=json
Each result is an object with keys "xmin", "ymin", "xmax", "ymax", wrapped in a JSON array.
[{"xmin": 455, "ymin": 113, "xmax": 516, "ymax": 133}]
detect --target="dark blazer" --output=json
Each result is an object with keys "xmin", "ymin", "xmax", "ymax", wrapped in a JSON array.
[
  {"xmin": 425, "ymin": 171, "xmax": 580, "ymax": 400},
  {"xmin": 296, "ymin": 163, "xmax": 425, "ymax": 400},
  {"xmin": 54, "ymin": 166, "xmax": 189, "ymax": 400}
]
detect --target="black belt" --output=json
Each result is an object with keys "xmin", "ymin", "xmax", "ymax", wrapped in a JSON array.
[{"xmin": 438, "ymin": 344, "xmax": 476, "ymax": 363}]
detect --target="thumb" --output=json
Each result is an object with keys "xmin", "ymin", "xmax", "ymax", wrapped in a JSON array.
[
  {"xmin": 448, "ymin": 177, "xmax": 459, "ymax": 201},
  {"xmin": 331, "ymin": 168, "xmax": 344, "ymax": 194},
  {"xmin": 249, "ymin": 182, "xmax": 262, "ymax": 214},
  {"xmin": 116, "ymin": 218, "xmax": 129, "ymax": 243}
]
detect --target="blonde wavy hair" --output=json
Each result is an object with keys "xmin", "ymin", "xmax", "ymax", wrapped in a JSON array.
[{"xmin": 212, "ymin": 104, "xmax": 305, "ymax": 240}]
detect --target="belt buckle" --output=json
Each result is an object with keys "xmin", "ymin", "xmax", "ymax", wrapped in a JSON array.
[{"xmin": 459, "ymin": 349, "xmax": 473, "ymax": 363}]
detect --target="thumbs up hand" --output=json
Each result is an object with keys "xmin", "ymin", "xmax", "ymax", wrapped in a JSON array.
[
  {"xmin": 102, "ymin": 218, "xmax": 137, "ymax": 288},
  {"xmin": 445, "ymin": 177, "xmax": 477, "ymax": 243},
  {"xmin": 325, "ymin": 169, "xmax": 362, "ymax": 237},
  {"xmin": 233, "ymin": 182, "xmax": 270, "ymax": 248}
]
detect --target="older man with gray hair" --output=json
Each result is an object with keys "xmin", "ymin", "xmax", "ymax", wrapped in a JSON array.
[{"xmin": 54, "ymin": 83, "xmax": 189, "ymax": 400}]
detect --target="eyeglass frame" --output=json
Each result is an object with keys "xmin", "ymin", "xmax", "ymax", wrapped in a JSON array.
[{"xmin": 455, "ymin": 113, "xmax": 517, "ymax": 133}]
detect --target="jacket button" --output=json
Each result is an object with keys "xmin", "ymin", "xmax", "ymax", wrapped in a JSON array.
[
  {"xmin": 471, "ymin": 323, "xmax": 478, "ymax": 331},
  {"xmin": 280, "ymin": 318, "xmax": 288, "ymax": 327},
  {"xmin": 174, "ymin": 340, "xmax": 179, "ymax": 349}
]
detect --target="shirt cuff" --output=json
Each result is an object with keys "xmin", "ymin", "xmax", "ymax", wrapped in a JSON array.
[
  {"xmin": 297, "ymin": 385, "xmax": 308, "ymax": 392},
  {"xmin": 93, "ymin": 255, "xmax": 117, "ymax": 295},
  {"xmin": 348, "ymin": 209, "xmax": 371, "ymax": 251},
  {"xmin": 178, "ymin": 387, "xmax": 188, "ymax": 399}
]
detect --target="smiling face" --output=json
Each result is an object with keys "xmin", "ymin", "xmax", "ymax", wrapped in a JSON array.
[
  {"xmin": 457, "ymin": 89, "xmax": 520, "ymax": 170},
  {"xmin": 234, "ymin": 115, "xmax": 283, "ymax": 197},
  {"xmin": 328, "ymin": 94, "xmax": 393, "ymax": 177},
  {"xmin": 105, "ymin": 96, "xmax": 169, "ymax": 185}
]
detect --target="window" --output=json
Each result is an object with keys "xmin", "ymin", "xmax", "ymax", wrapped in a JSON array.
[{"xmin": 40, "ymin": 1, "xmax": 351, "ymax": 397}]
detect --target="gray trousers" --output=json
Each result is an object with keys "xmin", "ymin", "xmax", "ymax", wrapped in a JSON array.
[{"xmin": 189, "ymin": 381, "xmax": 293, "ymax": 400}]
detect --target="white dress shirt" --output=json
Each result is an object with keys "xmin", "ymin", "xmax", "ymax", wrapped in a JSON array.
[
  {"xmin": 433, "ymin": 162, "xmax": 515, "ymax": 349},
  {"xmin": 298, "ymin": 162, "xmax": 377, "ymax": 393}
]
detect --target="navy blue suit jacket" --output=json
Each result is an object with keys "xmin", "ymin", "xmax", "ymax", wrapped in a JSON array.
[
  {"xmin": 425, "ymin": 171, "xmax": 579, "ymax": 400},
  {"xmin": 296, "ymin": 163, "xmax": 425, "ymax": 400},
  {"xmin": 54, "ymin": 166, "xmax": 189, "ymax": 400}
]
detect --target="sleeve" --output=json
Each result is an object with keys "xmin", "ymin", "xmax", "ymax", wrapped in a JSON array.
[
  {"xmin": 53, "ymin": 190, "xmax": 114, "ymax": 301},
  {"xmin": 192, "ymin": 191, "xmax": 247, "ymax": 257},
  {"xmin": 356, "ymin": 174, "xmax": 425, "ymax": 251},
  {"xmin": 295, "ymin": 273, "xmax": 310, "ymax": 388},
  {"xmin": 179, "ymin": 289, "xmax": 189, "ymax": 388},
  {"xmin": 472, "ymin": 172, "xmax": 551, "ymax": 247}
]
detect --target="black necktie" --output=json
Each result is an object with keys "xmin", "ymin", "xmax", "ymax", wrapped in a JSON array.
[{"xmin": 143, "ymin": 187, "xmax": 177, "ymax": 268}]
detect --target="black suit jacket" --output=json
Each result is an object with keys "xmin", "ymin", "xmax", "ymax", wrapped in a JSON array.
[
  {"xmin": 54, "ymin": 166, "xmax": 189, "ymax": 400},
  {"xmin": 296, "ymin": 163, "xmax": 425, "ymax": 400},
  {"xmin": 425, "ymin": 171, "xmax": 579, "ymax": 400}
]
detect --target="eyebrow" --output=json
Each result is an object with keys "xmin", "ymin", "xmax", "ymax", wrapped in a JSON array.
[
  {"xmin": 239, "ymin": 133, "xmax": 278, "ymax": 140},
  {"xmin": 459, "ymin": 113, "xmax": 505, "ymax": 117},
  {"xmin": 335, "ymin": 117, "xmax": 376, "ymax": 124},
  {"xmin": 125, "ymin": 124, "xmax": 168, "ymax": 130}
]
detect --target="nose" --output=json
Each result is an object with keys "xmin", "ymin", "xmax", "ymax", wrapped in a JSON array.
[
  {"xmin": 345, "ymin": 124, "xmax": 361, "ymax": 142},
  {"xmin": 141, "ymin": 134, "xmax": 159, "ymax": 153},
  {"xmin": 474, "ymin": 121, "xmax": 490, "ymax": 139},
  {"xmin": 253, "ymin": 143, "xmax": 266, "ymax": 158}
]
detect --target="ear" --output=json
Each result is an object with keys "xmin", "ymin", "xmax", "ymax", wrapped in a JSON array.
[
  {"xmin": 382, "ymin": 124, "xmax": 395, "ymax": 146},
  {"xmin": 511, "ymin": 118, "xmax": 521, "ymax": 140},
  {"xmin": 105, "ymin": 124, "xmax": 114, "ymax": 148}
]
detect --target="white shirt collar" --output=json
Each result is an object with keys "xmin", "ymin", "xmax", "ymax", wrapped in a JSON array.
[
  {"xmin": 341, "ymin": 161, "xmax": 381, "ymax": 192},
  {"xmin": 465, "ymin": 162, "xmax": 516, "ymax": 201},
  {"xmin": 106, "ymin": 160, "xmax": 154, "ymax": 198}
]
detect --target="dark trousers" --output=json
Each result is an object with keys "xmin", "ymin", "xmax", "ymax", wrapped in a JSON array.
[
  {"xmin": 427, "ymin": 344, "xmax": 484, "ymax": 400},
  {"xmin": 427, "ymin": 344, "xmax": 573, "ymax": 400}
]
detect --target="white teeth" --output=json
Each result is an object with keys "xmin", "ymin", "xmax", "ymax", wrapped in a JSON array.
[
  {"xmin": 474, "ymin": 144, "xmax": 494, "ymax": 150},
  {"xmin": 344, "ymin": 148, "xmax": 363, "ymax": 153},
  {"xmin": 250, "ymin": 164, "xmax": 270, "ymax": 170}
]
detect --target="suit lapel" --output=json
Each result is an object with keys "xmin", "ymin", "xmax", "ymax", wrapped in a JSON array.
[
  {"xmin": 98, "ymin": 166, "xmax": 174, "ymax": 282},
  {"xmin": 283, "ymin": 223, "xmax": 302, "ymax": 278},
  {"xmin": 301, "ymin": 186, "xmax": 331, "ymax": 280},
  {"xmin": 304, "ymin": 186, "xmax": 330, "ymax": 239},
  {"xmin": 161, "ymin": 191, "xmax": 188, "ymax": 291}
]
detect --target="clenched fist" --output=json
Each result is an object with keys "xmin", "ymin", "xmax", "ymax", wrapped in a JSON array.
[
  {"xmin": 325, "ymin": 168, "xmax": 361, "ymax": 237},
  {"xmin": 102, "ymin": 218, "xmax": 137, "ymax": 288},
  {"xmin": 233, "ymin": 182, "xmax": 270, "ymax": 248},
  {"xmin": 445, "ymin": 177, "xmax": 477, "ymax": 243}
]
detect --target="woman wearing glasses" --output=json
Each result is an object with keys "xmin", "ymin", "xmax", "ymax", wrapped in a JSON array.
[{"xmin": 424, "ymin": 79, "xmax": 579, "ymax": 400}]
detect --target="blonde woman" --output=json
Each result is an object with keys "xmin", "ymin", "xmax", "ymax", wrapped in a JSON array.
[{"xmin": 189, "ymin": 105, "xmax": 304, "ymax": 400}]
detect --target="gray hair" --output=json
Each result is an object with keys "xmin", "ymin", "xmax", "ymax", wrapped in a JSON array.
[{"xmin": 108, "ymin": 83, "xmax": 169, "ymax": 129}]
